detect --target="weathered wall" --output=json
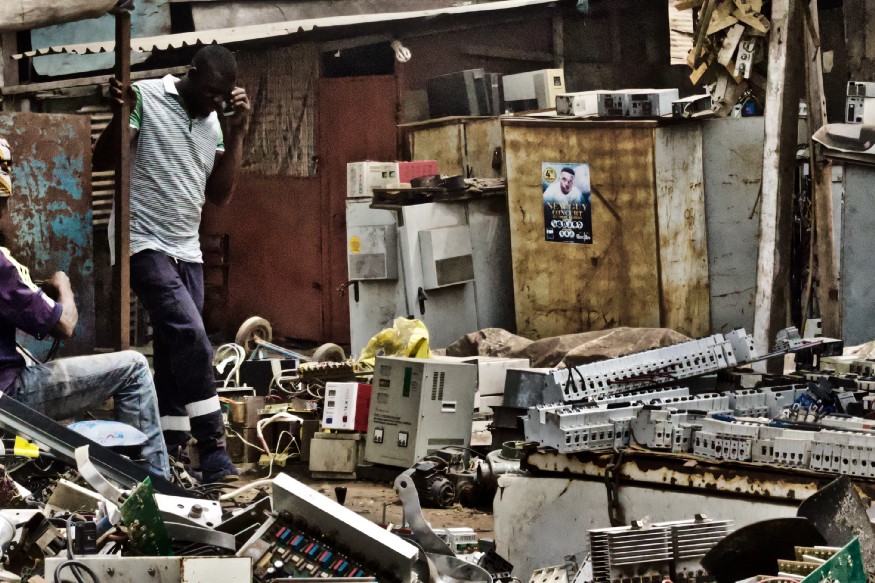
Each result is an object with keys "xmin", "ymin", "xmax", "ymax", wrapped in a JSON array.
[
  {"xmin": 0, "ymin": 113, "xmax": 94, "ymax": 357},
  {"xmin": 200, "ymin": 175, "xmax": 325, "ymax": 342}
]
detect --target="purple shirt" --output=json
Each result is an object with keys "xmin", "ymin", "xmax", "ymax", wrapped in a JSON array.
[{"xmin": 0, "ymin": 249, "xmax": 63, "ymax": 394}]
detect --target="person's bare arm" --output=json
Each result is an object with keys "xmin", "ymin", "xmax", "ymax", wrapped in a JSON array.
[
  {"xmin": 205, "ymin": 87, "xmax": 251, "ymax": 206},
  {"xmin": 43, "ymin": 272, "xmax": 78, "ymax": 339},
  {"xmin": 93, "ymin": 77, "xmax": 139, "ymax": 172}
]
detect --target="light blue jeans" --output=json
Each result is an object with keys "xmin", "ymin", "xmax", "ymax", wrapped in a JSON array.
[{"xmin": 12, "ymin": 351, "xmax": 170, "ymax": 480}]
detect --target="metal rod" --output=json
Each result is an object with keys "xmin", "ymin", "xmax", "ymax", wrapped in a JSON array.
[{"xmin": 113, "ymin": 8, "xmax": 132, "ymax": 350}]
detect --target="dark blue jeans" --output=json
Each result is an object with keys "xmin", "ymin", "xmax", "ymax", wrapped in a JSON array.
[{"xmin": 130, "ymin": 250, "xmax": 225, "ymax": 455}]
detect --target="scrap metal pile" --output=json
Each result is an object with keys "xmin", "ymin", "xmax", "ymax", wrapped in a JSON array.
[{"xmin": 517, "ymin": 326, "xmax": 875, "ymax": 478}]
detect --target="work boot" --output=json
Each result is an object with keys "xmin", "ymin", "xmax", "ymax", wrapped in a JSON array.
[{"xmin": 199, "ymin": 448, "xmax": 240, "ymax": 483}]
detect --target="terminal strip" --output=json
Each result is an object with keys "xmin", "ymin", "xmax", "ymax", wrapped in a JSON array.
[{"xmin": 557, "ymin": 329, "xmax": 757, "ymax": 402}]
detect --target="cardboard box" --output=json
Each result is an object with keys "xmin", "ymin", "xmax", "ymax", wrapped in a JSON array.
[
  {"xmin": 347, "ymin": 161, "xmax": 399, "ymax": 199},
  {"xmin": 398, "ymin": 160, "xmax": 438, "ymax": 184}
]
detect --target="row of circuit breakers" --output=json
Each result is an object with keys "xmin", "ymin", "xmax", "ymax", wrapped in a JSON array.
[{"xmin": 524, "ymin": 382, "xmax": 875, "ymax": 478}]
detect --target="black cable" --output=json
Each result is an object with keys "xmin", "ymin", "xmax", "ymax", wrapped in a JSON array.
[{"xmin": 53, "ymin": 560, "xmax": 99, "ymax": 583}]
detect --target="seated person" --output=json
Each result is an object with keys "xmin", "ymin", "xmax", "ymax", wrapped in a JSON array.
[{"xmin": 0, "ymin": 137, "xmax": 170, "ymax": 480}]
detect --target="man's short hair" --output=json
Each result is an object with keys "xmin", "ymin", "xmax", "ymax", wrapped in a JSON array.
[
  {"xmin": 560, "ymin": 167, "xmax": 576, "ymax": 176},
  {"xmin": 192, "ymin": 45, "xmax": 238, "ymax": 83}
]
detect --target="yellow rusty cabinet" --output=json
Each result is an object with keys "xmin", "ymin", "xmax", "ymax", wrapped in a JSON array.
[
  {"xmin": 400, "ymin": 116, "xmax": 503, "ymax": 178},
  {"xmin": 503, "ymin": 118, "xmax": 709, "ymax": 339}
]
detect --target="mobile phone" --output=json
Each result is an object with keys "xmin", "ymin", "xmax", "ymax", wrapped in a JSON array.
[{"xmin": 221, "ymin": 99, "xmax": 236, "ymax": 117}]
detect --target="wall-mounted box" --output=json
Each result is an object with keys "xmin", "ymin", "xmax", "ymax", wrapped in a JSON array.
[
  {"xmin": 347, "ymin": 223, "xmax": 399, "ymax": 280},
  {"xmin": 347, "ymin": 161, "xmax": 399, "ymax": 199},
  {"xmin": 419, "ymin": 225, "xmax": 475, "ymax": 290}
]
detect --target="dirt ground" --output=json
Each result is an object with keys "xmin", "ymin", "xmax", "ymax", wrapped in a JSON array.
[{"xmin": 245, "ymin": 464, "xmax": 496, "ymax": 540}]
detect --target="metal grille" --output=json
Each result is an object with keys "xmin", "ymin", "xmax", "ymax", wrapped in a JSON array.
[
  {"xmin": 589, "ymin": 518, "xmax": 732, "ymax": 583},
  {"xmin": 431, "ymin": 372, "xmax": 445, "ymax": 401}
]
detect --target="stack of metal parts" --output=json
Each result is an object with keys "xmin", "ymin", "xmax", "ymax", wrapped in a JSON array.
[
  {"xmin": 559, "ymin": 329, "xmax": 756, "ymax": 401},
  {"xmin": 588, "ymin": 516, "xmax": 733, "ymax": 583}
]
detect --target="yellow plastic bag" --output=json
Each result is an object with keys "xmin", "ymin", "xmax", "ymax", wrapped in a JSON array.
[{"xmin": 360, "ymin": 318, "xmax": 432, "ymax": 366}]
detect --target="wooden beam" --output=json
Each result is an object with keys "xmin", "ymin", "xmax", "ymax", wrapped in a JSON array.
[
  {"xmin": 0, "ymin": 33, "xmax": 19, "ymax": 90},
  {"xmin": 804, "ymin": 0, "xmax": 841, "ymax": 338},
  {"xmin": 753, "ymin": 0, "xmax": 804, "ymax": 361},
  {"xmin": 1, "ymin": 66, "xmax": 189, "ymax": 96},
  {"xmin": 113, "ymin": 9, "xmax": 132, "ymax": 351},
  {"xmin": 463, "ymin": 44, "xmax": 553, "ymax": 63}
]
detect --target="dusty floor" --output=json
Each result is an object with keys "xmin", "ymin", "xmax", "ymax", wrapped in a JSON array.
[{"xmin": 266, "ymin": 464, "xmax": 496, "ymax": 540}]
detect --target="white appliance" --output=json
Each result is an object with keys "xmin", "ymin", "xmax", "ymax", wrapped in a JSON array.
[
  {"xmin": 346, "ymin": 198, "xmax": 514, "ymax": 355},
  {"xmin": 502, "ymin": 69, "xmax": 566, "ymax": 110},
  {"xmin": 397, "ymin": 203, "xmax": 479, "ymax": 349},
  {"xmin": 555, "ymin": 91, "xmax": 601, "ymax": 117},
  {"xmin": 347, "ymin": 161, "xmax": 399, "ymax": 199},
  {"xmin": 346, "ymin": 201, "xmax": 408, "ymax": 356},
  {"xmin": 322, "ymin": 382, "xmax": 372, "ymax": 431},
  {"xmin": 846, "ymin": 81, "xmax": 875, "ymax": 124},
  {"xmin": 434, "ymin": 355, "xmax": 531, "ymax": 414},
  {"xmin": 364, "ymin": 356, "xmax": 478, "ymax": 468},
  {"xmin": 596, "ymin": 88, "xmax": 680, "ymax": 117}
]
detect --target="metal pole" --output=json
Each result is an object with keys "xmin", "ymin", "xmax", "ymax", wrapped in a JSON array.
[{"xmin": 113, "ymin": 7, "xmax": 131, "ymax": 350}]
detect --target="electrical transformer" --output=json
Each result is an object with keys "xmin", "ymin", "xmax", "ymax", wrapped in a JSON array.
[{"xmin": 364, "ymin": 356, "xmax": 478, "ymax": 468}]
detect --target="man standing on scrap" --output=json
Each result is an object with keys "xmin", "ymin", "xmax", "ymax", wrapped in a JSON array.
[{"xmin": 94, "ymin": 45, "xmax": 251, "ymax": 482}]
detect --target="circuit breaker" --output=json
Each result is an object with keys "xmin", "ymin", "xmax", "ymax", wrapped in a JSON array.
[{"xmin": 365, "ymin": 356, "xmax": 478, "ymax": 468}]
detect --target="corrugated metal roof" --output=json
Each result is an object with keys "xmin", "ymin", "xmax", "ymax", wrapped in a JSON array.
[{"xmin": 15, "ymin": 0, "xmax": 556, "ymax": 59}]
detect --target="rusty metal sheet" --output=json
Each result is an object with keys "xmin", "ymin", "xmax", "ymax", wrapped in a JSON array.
[
  {"xmin": 404, "ymin": 121, "xmax": 465, "ymax": 177},
  {"xmin": 0, "ymin": 113, "xmax": 95, "ymax": 357},
  {"xmin": 525, "ymin": 448, "xmax": 875, "ymax": 502},
  {"xmin": 654, "ymin": 124, "xmax": 710, "ymax": 337},
  {"xmin": 464, "ymin": 118, "xmax": 503, "ymax": 178},
  {"xmin": 503, "ymin": 119, "xmax": 661, "ymax": 339}
]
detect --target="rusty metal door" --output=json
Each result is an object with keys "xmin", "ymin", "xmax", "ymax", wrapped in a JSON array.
[
  {"xmin": 318, "ymin": 75, "xmax": 398, "ymax": 346},
  {"xmin": 0, "ymin": 113, "xmax": 95, "ymax": 357}
]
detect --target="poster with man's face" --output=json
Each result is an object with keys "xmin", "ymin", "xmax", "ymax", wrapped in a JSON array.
[{"xmin": 542, "ymin": 162, "xmax": 592, "ymax": 244}]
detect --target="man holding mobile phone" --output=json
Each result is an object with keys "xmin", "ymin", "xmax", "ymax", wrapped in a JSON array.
[{"xmin": 93, "ymin": 45, "xmax": 251, "ymax": 482}]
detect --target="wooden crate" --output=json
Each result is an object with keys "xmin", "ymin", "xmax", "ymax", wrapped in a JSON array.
[{"xmin": 502, "ymin": 118, "xmax": 709, "ymax": 339}]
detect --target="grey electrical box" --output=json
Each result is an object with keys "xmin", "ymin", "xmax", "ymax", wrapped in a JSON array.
[{"xmin": 365, "ymin": 356, "xmax": 478, "ymax": 468}]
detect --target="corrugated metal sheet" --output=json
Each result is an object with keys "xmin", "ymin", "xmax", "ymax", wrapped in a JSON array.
[{"xmin": 13, "ymin": 0, "xmax": 556, "ymax": 59}]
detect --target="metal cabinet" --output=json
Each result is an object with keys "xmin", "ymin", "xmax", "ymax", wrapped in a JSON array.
[
  {"xmin": 400, "ymin": 116, "xmax": 503, "ymax": 178},
  {"xmin": 503, "ymin": 118, "xmax": 710, "ymax": 339}
]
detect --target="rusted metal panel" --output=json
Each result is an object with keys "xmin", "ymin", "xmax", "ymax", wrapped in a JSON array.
[
  {"xmin": 319, "ymin": 75, "xmax": 398, "ymax": 345},
  {"xmin": 503, "ymin": 119, "xmax": 661, "ymax": 339},
  {"xmin": 201, "ymin": 176, "xmax": 324, "ymax": 342},
  {"xmin": 403, "ymin": 117, "xmax": 503, "ymax": 178},
  {"xmin": 403, "ymin": 119, "xmax": 465, "ymax": 176},
  {"xmin": 654, "ymin": 124, "xmax": 710, "ymax": 337},
  {"xmin": 0, "ymin": 113, "xmax": 94, "ymax": 356},
  {"xmin": 525, "ymin": 448, "xmax": 875, "ymax": 502},
  {"xmin": 464, "ymin": 118, "xmax": 503, "ymax": 178}
]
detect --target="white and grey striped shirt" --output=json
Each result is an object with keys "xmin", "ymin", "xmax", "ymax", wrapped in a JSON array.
[{"xmin": 128, "ymin": 75, "xmax": 224, "ymax": 263}]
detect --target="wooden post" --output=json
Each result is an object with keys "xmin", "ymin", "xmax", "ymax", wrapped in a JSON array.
[
  {"xmin": 753, "ymin": 0, "xmax": 804, "ymax": 360},
  {"xmin": 804, "ymin": 0, "xmax": 841, "ymax": 337},
  {"xmin": 113, "ymin": 9, "xmax": 131, "ymax": 350},
  {"xmin": 552, "ymin": 12, "xmax": 564, "ymax": 69},
  {"xmin": 0, "ymin": 33, "xmax": 19, "ymax": 91}
]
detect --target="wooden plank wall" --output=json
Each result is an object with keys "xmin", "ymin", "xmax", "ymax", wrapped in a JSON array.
[
  {"xmin": 654, "ymin": 124, "xmax": 710, "ymax": 337},
  {"xmin": 235, "ymin": 44, "xmax": 319, "ymax": 177},
  {"xmin": 503, "ymin": 121, "xmax": 662, "ymax": 339}
]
